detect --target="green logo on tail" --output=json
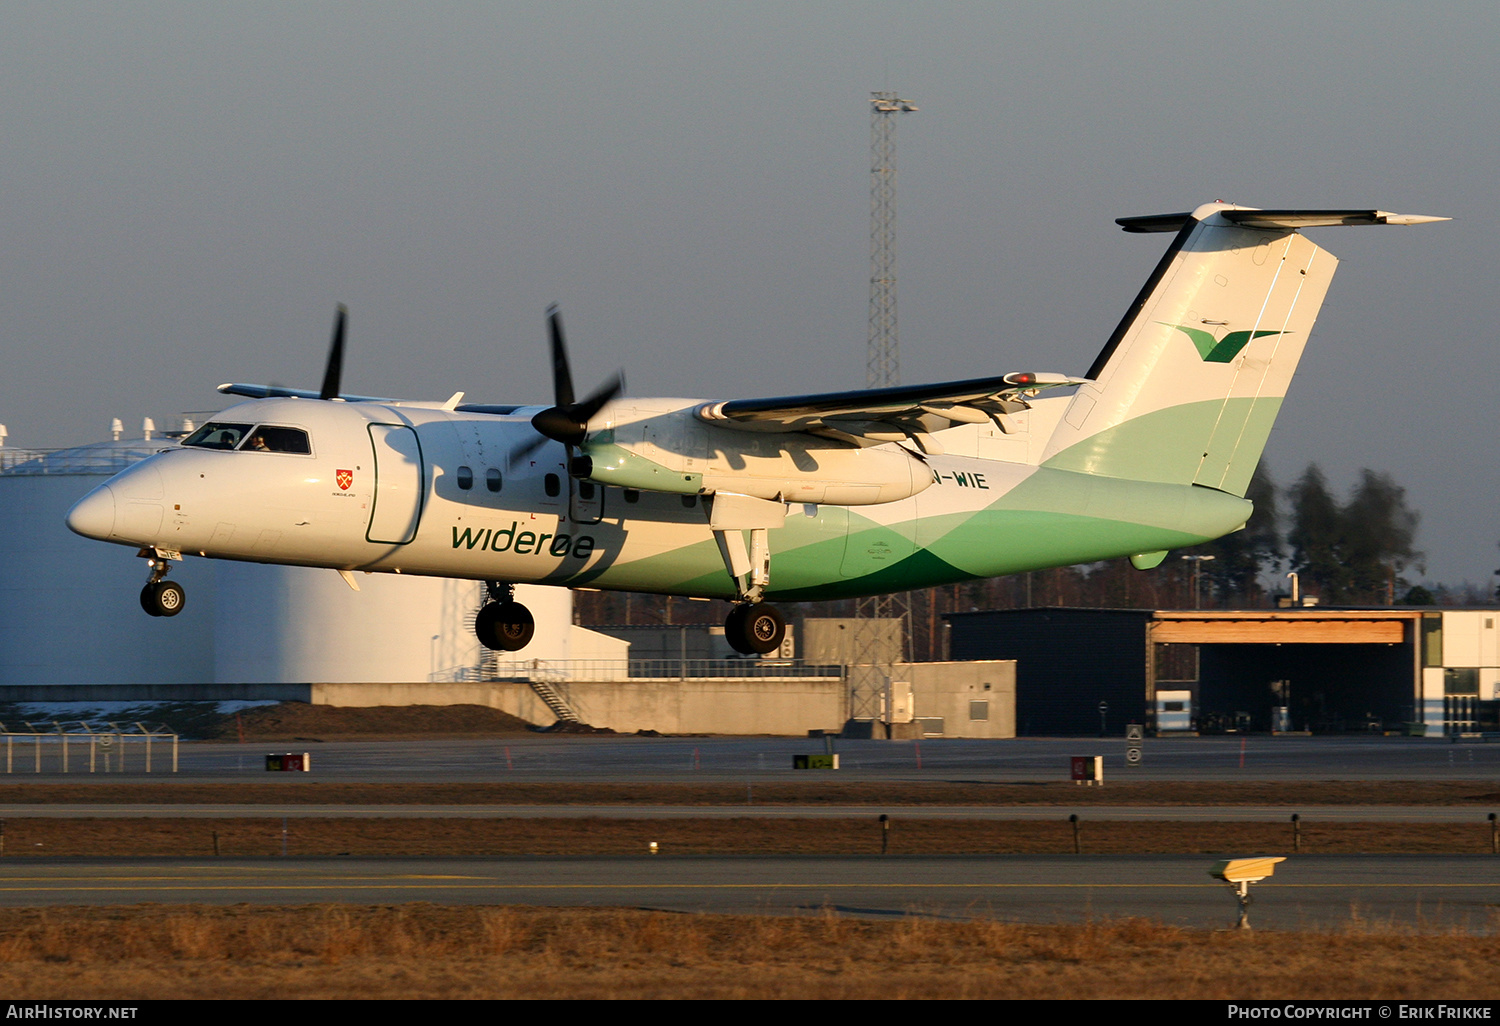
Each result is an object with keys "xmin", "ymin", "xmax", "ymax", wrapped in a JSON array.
[{"xmin": 1161, "ymin": 323, "xmax": 1287, "ymax": 363}]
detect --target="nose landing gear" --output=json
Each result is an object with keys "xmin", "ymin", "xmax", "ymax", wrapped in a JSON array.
[
  {"xmin": 138, "ymin": 551, "xmax": 185, "ymax": 617},
  {"xmin": 475, "ymin": 581, "xmax": 535, "ymax": 652}
]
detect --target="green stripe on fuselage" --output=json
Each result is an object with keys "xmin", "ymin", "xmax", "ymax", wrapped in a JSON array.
[{"xmin": 571, "ymin": 465, "xmax": 1253, "ymax": 602}]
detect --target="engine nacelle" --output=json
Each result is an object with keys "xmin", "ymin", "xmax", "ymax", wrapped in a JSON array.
[{"xmin": 576, "ymin": 402, "xmax": 933, "ymax": 505}]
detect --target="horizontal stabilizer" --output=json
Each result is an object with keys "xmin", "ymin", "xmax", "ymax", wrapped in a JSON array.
[{"xmin": 1118, "ymin": 207, "xmax": 1448, "ymax": 233}]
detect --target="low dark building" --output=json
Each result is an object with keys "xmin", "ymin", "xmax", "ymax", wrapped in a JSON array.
[
  {"xmin": 946, "ymin": 607, "xmax": 1499, "ymax": 736},
  {"xmin": 946, "ymin": 608, "xmax": 1151, "ymax": 735}
]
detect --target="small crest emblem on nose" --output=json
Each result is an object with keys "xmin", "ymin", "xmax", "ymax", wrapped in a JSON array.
[{"xmin": 336, "ymin": 469, "xmax": 353, "ymax": 490}]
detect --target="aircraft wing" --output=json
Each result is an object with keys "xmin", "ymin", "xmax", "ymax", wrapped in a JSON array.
[
  {"xmin": 694, "ymin": 372, "xmax": 1085, "ymax": 454},
  {"xmin": 217, "ymin": 383, "xmax": 395, "ymax": 403}
]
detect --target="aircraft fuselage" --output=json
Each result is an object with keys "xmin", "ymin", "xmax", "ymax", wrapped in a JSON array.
[{"xmin": 68, "ymin": 395, "xmax": 1251, "ymax": 602}]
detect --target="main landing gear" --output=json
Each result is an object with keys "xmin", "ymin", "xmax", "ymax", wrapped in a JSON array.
[
  {"xmin": 475, "ymin": 581, "xmax": 535, "ymax": 652},
  {"xmin": 706, "ymin": 493, "xmax": 789, "ymax": 656},
  {"xmin": 724, "ymin": 602, "xmax": 786, "ymax": 655},
  {"xmin": 138, "ymin": 551, "xmax": 185, "ymax": 617}
]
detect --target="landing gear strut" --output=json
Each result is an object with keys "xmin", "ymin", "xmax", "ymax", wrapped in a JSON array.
[
  {"xmin": 725, "ymin": 602, "xmax": 786, "ymax": 655},
  {"xmin": 138, "ymin": 552, "xmax": 185, "ymax": 617},
  {"xmin": 704, "ymin": 493, "xmax": 790, "ymax": 656},
  {"xmin": 475, "ymin": 581, "xmax": 535, "ymax": 652}
]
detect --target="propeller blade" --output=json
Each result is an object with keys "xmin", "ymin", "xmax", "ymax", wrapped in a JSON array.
[
  {"xmin": 507, "ymin": 431, "xmax": 550, "ymax": 470},
  {"xmin": 547, "ymin": 303, "xmax": 576, "ymax": 407},
  {"xmin": 572, "ymin": 372, "xmax": 625, "ymax": 424},
  {"xmin": 319, "ymin": 304, "xmax": 348, "ymax": 400},
  {"xmin": 509, "ymin": 304, "xmax": 626, "ymax": 468},
  {"xmin": 529, "ymin": 406, "xmax": 586, "ymax": 448},
  {"xmin": 530, "ymin": 372, "xmax": 624, "ymax": 447}
]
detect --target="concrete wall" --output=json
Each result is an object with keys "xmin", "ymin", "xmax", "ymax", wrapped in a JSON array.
[
  {"xmin": 4, "ymin": 662, "xmax": 1003, "ymax": 740},
  {"xmin": 902, "ymin": 660, "xmax": 1016, "ymax": 739},
  {"xmin": 311, "ymin": 677, "xmax": 848, "ymax": 736},
  {"xmin": 801, "ymin": 619, "xmax": 903, "ymax": 665}
]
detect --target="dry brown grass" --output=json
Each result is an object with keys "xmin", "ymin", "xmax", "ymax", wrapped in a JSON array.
[
  {"xmin": 0, "ymin": 904, "xmax": 1495, "ymax": 999},
  {"xmin": 201, "ymin": 702, "xmax": 539, "ymax": 740},
  {"xmin": 0, "ymin": 815, "xmax": 1497, "ymax": 857}
]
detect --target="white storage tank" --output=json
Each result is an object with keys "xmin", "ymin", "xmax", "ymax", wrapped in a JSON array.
[
  {"xmin": 212, "ymin": 567, "xmax": 587, "ymax": 684},
  {"xmin": 0, "ymin": 438, "xmax": 217, "ymax": 685}
]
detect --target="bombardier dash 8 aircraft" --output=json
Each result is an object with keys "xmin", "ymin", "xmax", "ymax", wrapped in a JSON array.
[{"xmin": 66, "ymin": 202, "xmax": 1444, "ymax": 655}]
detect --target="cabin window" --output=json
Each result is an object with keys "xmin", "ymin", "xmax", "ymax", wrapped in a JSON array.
[
  {"xmin": 486, "ymin": 468, "xmax": 502, "ymax": 492},
  {"xmin": 182, "ymin": 422, "xmax": 254, "ymax": 450},
  {"xmin": 456, "ymin": 466, "xmax": 473, "ymax": 490},
  {"xmin": 681, "ymin": 495, "xmax": 697, "ymax": 508},
  {"xmin": 578, "ymin": 481, "xmax": 596, "ymax": 500},
  {"xmin": 241, "ymin": 426, "xmax": 311, "ymax": 454},
  {"xmin": 624, "ymin": 489, "xmax": 640, "ymax": 503},
  {"xmin": 544, "ymin": 473, "xmax": 561, "ymax": 497}
]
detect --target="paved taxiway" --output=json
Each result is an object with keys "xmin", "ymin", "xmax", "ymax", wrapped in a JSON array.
[
  {"xmin": 0, "ymin": 855, "xmax": 1493, "ymax": 931},
  {"xmin": 13, "ymin": 734, "xmax": 1500, "ymax": 782}
]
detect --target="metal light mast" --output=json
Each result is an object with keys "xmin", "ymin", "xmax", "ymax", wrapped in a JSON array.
[
  {"xmin": 851, "ymin": 91, "xmax": 917, "ymax": 725},
  {"xmin": 867, "ymin": 92, "xmax": 917, "ymax": 388}
]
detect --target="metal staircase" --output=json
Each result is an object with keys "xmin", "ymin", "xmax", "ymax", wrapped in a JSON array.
[
  {"xmin": 468, "ymin": 583, "xmax": 582, "ymax": 725},
  {"xmin": 527, "ymin": 678, "xmax": 579, "ymax": 724}
]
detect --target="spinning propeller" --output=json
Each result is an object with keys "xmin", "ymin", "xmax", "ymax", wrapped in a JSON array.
[
  {"xmin": 219, "ymin": 304, "xmax": 386, "ymax": 403},
  {"xmin": 510, "ymin": 304, "xmax": 624, "ymax": 468},
  {"xmin": 319, "ymin": 304, "xmax": 348, "ymax": 400}
]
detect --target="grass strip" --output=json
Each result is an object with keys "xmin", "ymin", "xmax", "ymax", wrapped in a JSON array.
[
  {"xmin": 0, "ymin": 904, "xmax": 1496, "ymax": 999},
  {"xmin": 2, "ymin": 816, "xmax": 1500, "ymax": 856}
]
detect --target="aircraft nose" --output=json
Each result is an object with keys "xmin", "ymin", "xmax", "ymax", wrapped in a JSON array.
[{"xmin": 66, "ymin": 484, "xmax": 118, "ymax": 541}]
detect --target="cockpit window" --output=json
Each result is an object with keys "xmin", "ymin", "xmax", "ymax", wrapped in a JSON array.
[
  {"xmin": 241, "ymin": 426, "xmax": 311, "ymax": 454},
  {"xmin": 182, "ymin": 422, "xmax": 254, "ymax": 450}
]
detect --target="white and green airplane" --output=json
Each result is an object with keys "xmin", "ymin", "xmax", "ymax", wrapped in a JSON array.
[{"xmin": 66, "ymin": 202, "xmax": 1444, "ymax": 655}]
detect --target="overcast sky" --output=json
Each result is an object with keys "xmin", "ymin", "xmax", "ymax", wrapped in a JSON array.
[{"xmin": 0, "ymin": 2, "xmax": 1492, "ymax": 585}]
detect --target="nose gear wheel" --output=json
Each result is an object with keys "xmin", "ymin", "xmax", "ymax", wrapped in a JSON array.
[{"xmin": 140, "ymin": 580, "xmax": 186, "ymax": 617}]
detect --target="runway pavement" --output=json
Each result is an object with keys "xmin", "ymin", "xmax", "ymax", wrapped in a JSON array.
[{"xmin": 0, "ymin": 854, "xmax": 1492, "ymax": 931}]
